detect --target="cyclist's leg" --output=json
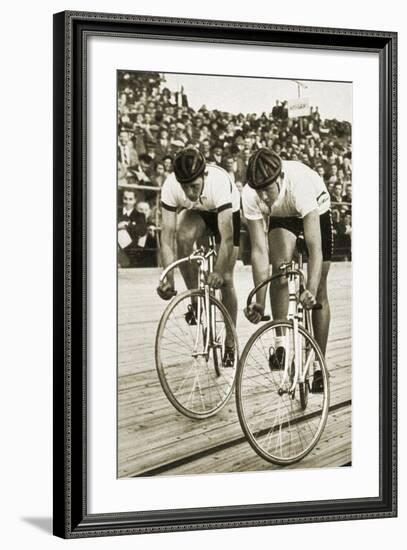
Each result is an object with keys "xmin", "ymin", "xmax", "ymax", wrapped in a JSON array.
[
  {"xmin": 312, "ymin": 210, "xmax": 333, "ymax": 356},
  {"xmin": 220, "ymin": 245, "xmax": 239, "ymax": 349},
  {"xmin": 267, "ymin": 228, "xmax": 297, "ymax": 370},
  {"xmin": 198, "ymin": 210, "xmax": 239, "ymax": 344},
  {"xmin": 311, "ymin": 260, "xmax": 330, "ymax": 392},
  {"xmin": 313, "ymin": 260, "xmax": 331, "ymax": 356},
  {"xmin": 216, "ymin": 210, "xmax": 240, "ymax": 349},
  {"xmin": 176, "ymin": 210, "xmax": 206, "ymax": 290},
  {"xmin": 268, "ymin": 227, "xmax": 297, "ymax": 320}
]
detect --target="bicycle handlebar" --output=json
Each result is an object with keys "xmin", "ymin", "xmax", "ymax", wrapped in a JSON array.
[
  {"xmin": 159, "ymin": 247, "xmax": 216, "ymax": 284},
  {"xmin": 246, "ymin": 268, "xmax": 322, "ymax": 311},
  {"xmin": 246, "ymin": 269, "xmax": 299, "ymax": 309},
  {"xmin": 159, "ymin": 256, "xmax": 192, "ymax": 283}
]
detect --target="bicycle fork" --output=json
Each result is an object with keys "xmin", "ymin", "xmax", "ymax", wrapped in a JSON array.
[
  {"xmin": 192, "ymin": 257, "xmax": 218, "ymax": 360},
  {"xmin": 191, "ymin": 245, "xmax": 222, "ymax": 361},
  {"xmin": 279, "ymin": 268, "xmax": 303, "ymax": 395},
  {"xmin": 192, "ymin": 258, "xmax": 210, "ymax": 359}
]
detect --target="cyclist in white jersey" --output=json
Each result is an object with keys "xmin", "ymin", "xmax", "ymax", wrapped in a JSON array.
[
  {"xmin": 156, "ymin": 147, "xmax": 241, "ymax": 366},
  {"xmin": 242, "ymin": 148, "xmax": 333, "ymax": 391}
]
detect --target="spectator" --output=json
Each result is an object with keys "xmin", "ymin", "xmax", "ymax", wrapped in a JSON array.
[
  {"xmin": 271, "ymin": 100, "xmax": 282, "ymax": 120},
  {"xmin": 328, "ymin": 164, "xmax": 339, "ymax": 184},
  {"xmin": 316, "ymin": 164, "xmax": 326, "ymax": 182},
  {"xmin": 119, "ymin": 106, "xmax": 133, "ymax": 130},
  {"xmin": 209, "ymin": 144, "xmax": 223, "ymax": 166},
  {"xmin": 117, "ymin": 189, "xmax": 147, "ymax": 267},
  {"xmin": 118, "ymin": 160, "xmax": 128, "ymax": 187},
  {"xmin": 145, "ymin": 141, "xmax": 158, "ymax": 162},
  {"xmin": 272, "ymin": 142, "xmax": 282, "ymax": 155},
  {"xmin": 117, "ymin": 70, "xmax": 352, "ymax": 266},
  {"xmin": 200, "ymin": 138, "xmax": 211, "ymax": 160},
  {"xmin": 129, "ymin": 153, "xmax": 153, "ymax": 185},
  {"xmin": 327, "ymin": 181, "xmax": 335, "ymax": 198},
  {"xmin": 343, "ymin": 183, "xmax": 352, "ymax": 204},
  {"xmin": 337, "ymin": 212, "xmax": 352, "ymax": 260},
  {"xmin": 155, "ymin": 128, "xmax": 171, "ymax": 159},
  {"xmin": 135, "ymin": 201, "xmax": 153, "ymax": 224},
  {"xmin": 331, "ymin": 182, "xmax": 344, "ymax": 203},
  {"xmin": 224, "ymin": 156, "xmax": 237, "ymax": 183},
  {"xmin": 162, "ymin": 155, "xmax": 173, "ymax": 175},
  {"xmin": 135, "ymin": 201, "xmax": 159, "ymax": 267},
  {"xmin": 151, "ymin": 161, "xmax": 167, "ymax": 188},
  {"xmin": 235, "ymin": 147, "xmax": 252, "ymax": 182},
  {"xmin": 118, "ymin": 130, "xmax": 138, "ymax": 169}
]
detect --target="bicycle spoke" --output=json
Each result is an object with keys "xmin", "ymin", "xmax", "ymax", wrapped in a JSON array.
[
  {"xmin": 173, "ymin": 362, "xmax": 197, "ymax": 396},
  {"xmin": 203, "ymin": 360, "xmax": 213, "ymax": 408},
  {"xmin": 157, "ymin": 291, "xmax": 237, "ymax": 418},
  {"xmin": 161, "ymin": 338, "xmax": 191, "ymax": 355},
  {"xmin": 258, "ymin": 332, "xmax": 271, "ymax": 363},
  {"xmin": 246, "ymin": 341, "xmax": 281, "ymax": 388},
  {"xmin": 162, "ymin": 320, "xmax": 195, "ymax": 352},
  {"xmin": 237, "ymin": 321, "xmax": 329, "ymax": 463}
]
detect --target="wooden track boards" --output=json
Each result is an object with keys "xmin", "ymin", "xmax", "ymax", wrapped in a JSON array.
[{"xmin": 118, "ymin": 262, "xmax": 352, "ymax": 477}]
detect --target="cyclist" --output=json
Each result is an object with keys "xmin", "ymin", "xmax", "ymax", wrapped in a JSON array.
[
  {"xmin": 242, "ymin": 148, "xmax": 332, "ymax": 391},
  {"xmin": 156, "ymin": 147, "xmax": 241, "ymax": 367}
]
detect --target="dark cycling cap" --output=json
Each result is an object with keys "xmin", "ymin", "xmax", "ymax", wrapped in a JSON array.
[
  {"xmin": 246, "ymin": 148, "xmax": 282, "ymax": 190},
  {"xmin": 173, "ymin": 148, "xmax": 206, "ymax": 185}
]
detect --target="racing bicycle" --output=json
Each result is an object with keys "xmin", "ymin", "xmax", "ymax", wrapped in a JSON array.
[
  {"xmin": 236, "ymin": 235, "xmax": 330, "ymax": 465},
  {"xmin": 155, "ymin": 236, "xmax": 238, "ymax": 419}
]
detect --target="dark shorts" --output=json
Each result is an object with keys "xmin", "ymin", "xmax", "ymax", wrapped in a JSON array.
[
  {"xmin": 268, "ymin": 210, "xmax": 333, "ymax": 261},
  {"xmin": 199, "ymin": 210, "xmax": 241, "ymax": 247}
]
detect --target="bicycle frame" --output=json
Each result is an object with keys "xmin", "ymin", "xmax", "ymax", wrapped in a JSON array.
[
  {"xmin": 278, "ymin": 260, "xmax": 314, "ymax": 394},
  {"xmin": 246, "ymin": 244, "xmax": 317, "ymax": 396},
  {"xmin": 158, "ymin": 236, "xmax": 220, "ymax": 359}
]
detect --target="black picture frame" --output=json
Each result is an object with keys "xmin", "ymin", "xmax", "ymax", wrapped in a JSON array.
[{"xmin": 53, "ymin": 10, "xmax": 397, "ymax": 538}]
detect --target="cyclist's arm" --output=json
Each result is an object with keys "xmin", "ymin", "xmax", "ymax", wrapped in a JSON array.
[
  {"xmin": 160, "ymin": 208, "xmax": 177, "ymax": 287},
  {"xmin": 247, "ymin": 218, "xmax": 270, "ymax": 307},
  {"xmin": 215, "ymin": 208, "xmax": 235, "ymax": 276},
  {"xmin": 303, "ymin": 208, "xmax": 323, "ymax": 296}
]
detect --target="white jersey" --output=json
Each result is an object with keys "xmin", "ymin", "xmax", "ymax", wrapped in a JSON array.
[
  {"xmin": 161, "ymin": 164, "xmax": 241, "ymax": 214},
  {"xmin": 242, "ymin": 160, "xmax": 330, "ymax": 220}
]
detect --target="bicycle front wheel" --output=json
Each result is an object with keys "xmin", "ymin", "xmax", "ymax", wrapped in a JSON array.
[
  {"xmin": 156, "ymin": 290, "xmax": 238, "ymax": 419},
  {"xmin": 236, "ymin": 320, "xmax": 329, "ymax": 465}
]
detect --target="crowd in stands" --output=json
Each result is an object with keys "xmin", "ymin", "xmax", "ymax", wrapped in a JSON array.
[{"xmin": 117, "ymin": 71, "xmax": 352, "ymax": 267}]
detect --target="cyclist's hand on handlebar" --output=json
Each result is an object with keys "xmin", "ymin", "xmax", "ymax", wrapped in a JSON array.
[
  {"xmin": 207, "ymin": 272, "xmax": 224, "ymax": 289},
  {"xmin": 300, "ymin": 289, "xmax": 317, "ymax": 309},
  {"xmin": 244, "ymin": 303, "xmax": 265, "ymax": 324},
  {"xmin": 156, "ymin": 280, "xmax": 177, "ymax": 301}
]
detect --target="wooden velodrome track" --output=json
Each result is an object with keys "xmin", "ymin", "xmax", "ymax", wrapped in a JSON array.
[{"xmin": 118, "ymin": 262, "xmax": 352, "ymax": 477}]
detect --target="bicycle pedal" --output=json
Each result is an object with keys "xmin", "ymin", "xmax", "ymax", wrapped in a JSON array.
[
  {"xmin": 311, "ymin": 370, "xmax": 324, "ymax": 393},
  {"xmin": 222, "ymin": 349, "xmax": 235, "ymax": 368},
  {"xmin": 184, "ymin": 305, "xmax": 197, "ymax": 326},
  {"xmin": 269, "ymin": 346, "xmax": 285, "ymax": 371}
]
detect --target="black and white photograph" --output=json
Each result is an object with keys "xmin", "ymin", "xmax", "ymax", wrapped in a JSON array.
[
  {"xmin": 49, "ymin": 8, "xmax": 397, "ymax": 540},
  {"xmin": 0, "ymin": 0, "xmax": 401, "ymax": 544},
  {"xmin": 117, "ymin": 70, "xmax": 353, "ymax": 477}
]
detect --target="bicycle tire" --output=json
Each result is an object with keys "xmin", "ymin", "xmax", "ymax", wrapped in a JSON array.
[
  {"xmin": 299, "ymin": 312, "xmax": 315, "ymax": 410},
  {"xmin": 299, "ymin": 381, "xmax": 309, "ymax": 410},
  {"xmin": 156, "ymin": 289, "xmax": 238, "ymax": 419},
  {"xmin": 236, "ymin": 320, "xmax": 329, "ymax": 465},
  {"xmin": 210, "ymin": 300, "xmax": 222, "ymax": 377}
]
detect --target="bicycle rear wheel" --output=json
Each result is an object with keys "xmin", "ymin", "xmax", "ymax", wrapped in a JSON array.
[
  {"xmin": 156, "ymin": 289, "xmax": 238, "ymax": 419},
  {"xmin": 236, "ymin": 320, "xmax": 329, "ymax": 465}
]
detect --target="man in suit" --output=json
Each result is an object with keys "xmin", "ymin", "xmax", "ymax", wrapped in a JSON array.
[
  {"xmin": 235, "ymin": 147, "xmax": 252, "ymax": 183},
  {"xmin": 117, "ymin": 189, "xmax": 147, "ymax": 267},
  {"xmin": 118, "ymin": 129, "xmax": 139, "ymax": 169}
]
